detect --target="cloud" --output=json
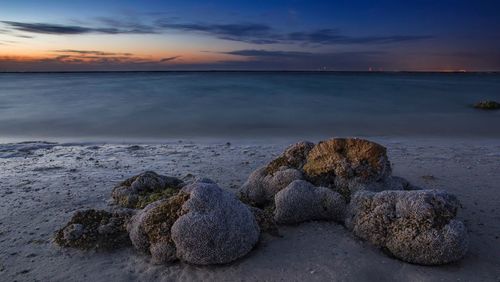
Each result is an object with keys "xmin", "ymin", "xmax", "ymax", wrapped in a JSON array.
[
  {"xmin": 202, "ymin": 49, "xmax": 388, "ymax": 70},
  {"xmin": 2, "ymin": 21, "xmax": 96, "ymax": 34},
  {"xmin": 0, "ymin": 49, "xmax": 180, "ymax": 68},
  {"xmin": 222, "ymin": 49, "xmax": 313, "ymax": 58},
  {"xmin": 221, "ymin": 49, "xmax": 383, "ymax": 59},
  {"xmin": 1, "ymin": 20, "xmax": 155, "ymax": 35},
  {"xmin": 159, "ymin": 56, "xmax": 181, "ymax": 62},
  {"xmin": 285, "ymin": 29, "xmax": 432, "ymax": 44},
  {"xmin": 1, "ymin": 18, "xmax": 432, "ymax": 46},
  {"xmin": 14, "ymin": 34, "xmax": 33, "ymax": 38},
  {"xmin": 155, "ymin": 19, "xmax": 431, "ymax": 45},
  {"xmin": 53, "ymin": 49, "xmax": 133, "ymax": 56},
  {"xmin": 0, "ymin": 51, "xmax": 182, "ymax": 71},
  {"xmin": 93, "ymin": 17, "xmax": 157, "ymax": 34},
  {"xmin": 155, "ymin": 20, "xmax": 277, "ymax": 44}
]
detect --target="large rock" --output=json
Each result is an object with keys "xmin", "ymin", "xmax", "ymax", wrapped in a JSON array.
[
  {"xmin": 240, "ymin": 138, "xmax": 396, "ymax": 205},
  {"xmin": 239, "ymin": 166, "xmax": 303, "ymax": 207},
  {"xmin": 128, "ymin": 179, "xmax": 260, "ymax": 265},
  {"xmin": 345, "ymin": 189, "xmax": 468, "ymax": 265},
  {"xmin": 172, "ymin": 180, "xmax": 260, "ymax": 265},
  {"xmin": 54, "ymin": 209, "xmax": 133, "ymax": 250},
  {"xmin": 112, "ymin": 171, "xmax": 184, "ymax": 209},
  {"xmin": 302, "ymin": 138, "xmax": 392, "ymax": 198},
  {"xmin": 274, "ymin": 180, "xmax": 346, "ymax": 224}
]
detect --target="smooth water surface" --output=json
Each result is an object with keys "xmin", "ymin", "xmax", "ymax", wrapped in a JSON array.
[{"xmin": 0, "ymin": 72, "xmax": 499, "ymax": 140}]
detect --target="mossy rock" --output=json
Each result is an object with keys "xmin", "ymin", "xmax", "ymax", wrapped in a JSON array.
[
  {"xmin": 303, "ymin": 138, "xmax": 391, "ymax": 186},
  {"xmin": 135, "ymin": 187, "xmax": 180, "ymax": 209},
  {"xmin": 143, "ymin": 192, "xmax": 190, "ymax": 246},
  {"xmin": 241, "ymin": 138, "xmax": 393, "ymax": 207},
  {"xmin": 474, "ymin": 100, "xmax": 500, "ymax": 110},
  {"xmin": 112, "ymin": 171, "xmax": 184, "ymax": 209},
  {"xmin": 129, "ymin": 180, "xmax": 261, "ymax": 265},
  {"xmin": 54, "ymin": 209, "xmax": 132, "ymax": 250},
  {"xmin": 264, "ymin": 141, "xmax": 314, "ymax": 175},
  {"xmin": 128, "ymin": 192, "xmax": 190, "ymax": 264}
]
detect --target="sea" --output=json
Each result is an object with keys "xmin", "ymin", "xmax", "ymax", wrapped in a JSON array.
[{"xmin": 0, "ymin": 72, "xmax": 499, "ymax": 141}]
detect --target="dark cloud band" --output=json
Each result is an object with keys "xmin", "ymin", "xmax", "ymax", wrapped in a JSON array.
[
  {"xmin": 1, "ymin": 21, "xmax": 155, "ymax": 35},
  {"xmin": 1, "ymin": 19, "xmax": 431, "ymax": 46}
]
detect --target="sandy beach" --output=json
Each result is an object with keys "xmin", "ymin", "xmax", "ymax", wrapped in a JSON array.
[{"xmin": 0, "ymin": 137, "xmax": 499, "ymax": 281}]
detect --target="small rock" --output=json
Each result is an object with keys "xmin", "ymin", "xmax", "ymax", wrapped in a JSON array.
[
  {"xmin": 55, "ymin": 209, "xmax": 133, "ymax": 250},
  {"xmin": 274, "ymin": 180, "xmax": 346, "ymax": 224},
  {"xmin": 239, "ymin": 167, "xmax": 303, "ymax": 207},
  {"xmin": 111, "ymin": 171, "xmax": 184, "ymax": 209},
  {"xmin": 473, "ymin": 100, "xmax": 500, "ymax": 110}
]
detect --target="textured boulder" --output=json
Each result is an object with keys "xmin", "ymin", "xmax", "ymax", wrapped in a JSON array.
[
  {"xmin": 239, "ymin": 166, "xmax": 303, "ymax": 206},
  {"xmin": 264, "ymin": 141, "xmax": 315, "ymax": 174},
  {"xmin": 240, "ymin": 138, "xmax": 396, "ymax": 205},
  {"xmin": 302, "ymin": 138, "xmax": 392, "ymax": 198},
  {"xmin": 346, "ymin": 189, "xmax": 468, "ymax": 265},
  {"xmin": 128, "ymin": 180, "xmax": 260, "ymax": 265},
  {"xmin": 127, "ymin": 193, "xmax": 190, "ymax": 264},
  {"xmin": 274, "ymin": 180, "xmax": 346, "ymax": 224},
  {"xmin": 112, "ymin": 171, "xmax": 184, "ymax": 209},
  {"xmin": 54, "ymin": 209, "xmax": 133, "ymax": 250},
  {"xmin": 172, "ymin": 180, "xmax": 260, "ymax": 265}
]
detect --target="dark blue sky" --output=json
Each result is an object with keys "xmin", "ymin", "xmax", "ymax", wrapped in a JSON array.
[{"xmin": 1, "ymin": 0, "xmax": 499, "ymax": 71}]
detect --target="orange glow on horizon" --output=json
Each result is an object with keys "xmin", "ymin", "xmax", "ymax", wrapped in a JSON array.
[{"xmin": 0, "ymin": 50, "xmax": 241, "ymax": 66}]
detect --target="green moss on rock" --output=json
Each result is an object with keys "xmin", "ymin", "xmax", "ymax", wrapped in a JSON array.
[
  {"xmin": 135, "ymin": 187, "xmax": 180, "ymax": 209},
  {"xmin": 302, "ymin": 138, "xmax": 391, "ymax": 199},
  {"xmin": 111, "ymin": 171, "xmax": 184, "ymax": 209},
  {"xmin": 54, "ymin": 209, "xmax": 132, "ymax": 250},
  {"xmin": 264, "ymin": 141, "xmax": 314, "ymax": 175},
  {"xmin": 143, "ymin": 192, "xmax": 190, "ymax": 246}
]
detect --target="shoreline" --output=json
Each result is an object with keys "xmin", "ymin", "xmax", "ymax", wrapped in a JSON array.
[
  {"xmin": 2, "ymin": 134, "xmax": 500, "ymax": 145},
  {"xmin": 1, "ymin": 137, "xmax": 499, "ymax": 281}
]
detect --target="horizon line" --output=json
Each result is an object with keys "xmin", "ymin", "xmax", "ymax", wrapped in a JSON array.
[{"xmin": 1, "ymin": 70, "xmax": 499, "ymax": 74}]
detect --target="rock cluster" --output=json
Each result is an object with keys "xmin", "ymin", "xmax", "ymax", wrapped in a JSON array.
[
  {"xmin": 239, "ymin": 138, "xmax": 468, "ymax": 265},
  {"xmin": 111, "ymin": 171, "xmax": 184, "ymax": 209},
  {"xmin": 54, "ymin": 209, "xmax": 133, "ymax": 250},
  {"xmin": 346, "ymin": 189, "xmax": 468, "ymax": 265},
  {"xmin": 55, "ymin": 138, "xmax": 469, "ymax": 266},
  {"xmin": 128, "ymin": 179, "xmax": 260, "ymax": 265},
  {"xmin": 240, "ymin": 138, "xmax": 400, "ymax": 205}
]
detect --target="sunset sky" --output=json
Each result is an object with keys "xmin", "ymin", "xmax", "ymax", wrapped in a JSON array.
[{"xmin": 1, "ymin": 0, "xmax": 499, "ymax": 71}]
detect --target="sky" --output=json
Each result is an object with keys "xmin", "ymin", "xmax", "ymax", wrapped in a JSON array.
[{"xmin": 0, "ymin": 0, "xmax": 499, "ymax": 71}]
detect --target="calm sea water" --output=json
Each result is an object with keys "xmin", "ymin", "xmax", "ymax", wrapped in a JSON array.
[{"xmin": 0, "ymin": 72, "xmax": 499, "ymax": 140}]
